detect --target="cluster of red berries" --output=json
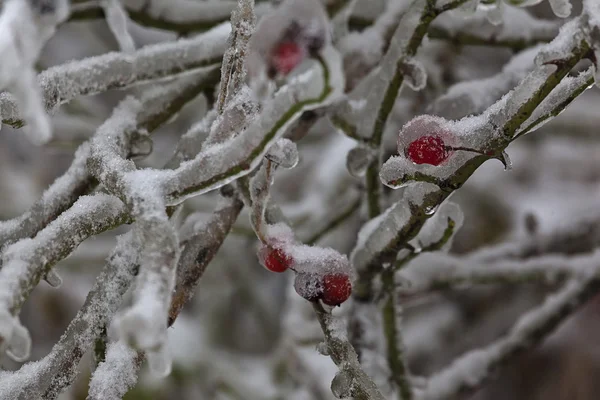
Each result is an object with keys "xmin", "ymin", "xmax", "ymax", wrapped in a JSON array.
[
  {"xmin": 260, "ymin": 246, "xmax": 352, "ymax": 306},
  {"xmin": 405, "ymin": 135, "xmax": 450, "ymax": 166}
]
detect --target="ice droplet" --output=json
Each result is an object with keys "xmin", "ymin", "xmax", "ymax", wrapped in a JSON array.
[
  {"xmin": 549, "ymin": 0, "xmax": 572, "ymax": 18},
  {"xmin": 44, "ymin": 269, "xmax": 62, "ymax": 288},
  {"xmin": 346, "ymin": 145, "xmax": 373, "ymax": 178},
  {"xmin": 316, "ymin": 341, "xmax": 329, "ymax": 356},
  {"xmin": 147, "ymin": 345, "xmax": 172, "ymax": 377},
  {"xmin": 481, "ymin": 0, "xmax": 504, "ymax": 26},
  {"xmin": 6, "ymin": 320, "xmax": 31, "ymax": 362},
  {"xmin": 265, "ymin": 138, "xmax": 299, "ymax": 168},
  {"xmin": 424, "ymin": 203, "xmax": 440, "ymax": 216},
  {"xmin": 331, "ymin": 370, "xmax": 353, "ymax": 399},
  {"xmin": 129, "ymin": 130, "xmax": 153, "ymax": 160},
  {"xmin": 497, "ymin": 150, "xmax": 512, "ymax": 170},
  {"xmin": 401, "ymin": 59, "xmax": 427, "ymax": 91}
]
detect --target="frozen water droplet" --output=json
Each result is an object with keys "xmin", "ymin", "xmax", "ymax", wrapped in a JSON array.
[
  {"xmin": 424, "ymin": 203, "xmax": 439, "ymax": 216},
  {"xmin": 147, "ymin": 345, "xmax": 172, "ymax": 377},
  {"xmin": 129, "ymin": 130, "xmax": 153, "ymax": 160},
  {"xmin": 548, "ymin": 0, "xmax": 571, "ymax": 18},
  {"xmin": 44, "ymin": 269, "xmax": 62, "ymax": 288},
  {"xmin": 457, "ymin": 0, "xmax": 478, "ymax": 15},
  {"xmin": 331, "ymin": 370, "xmax": 353, "ymax": 399},
  {"xmin": 497, "ymin": 151, "xmax": 512, "ymax": 170},
  {"xmin": 6, "ymin": 320, "xmax": 31, "ymax": 362},
  {"xmin": 401, "ymin": 59, "xmax": 427, "ymax": 91},
  {"xmin": 481, "ymin": 0, "xmax": 504, "ymax": 26},
  {"xmin": 346, "ymin": 146, "xmax": 372, "ymax": 178},
  {"xmin": 316, "ymin": 341, "xmax": 329, "ymax": 356},
  {"xmin": 265, "ymin": 138, "xmax": 299, "ymax": 168}
]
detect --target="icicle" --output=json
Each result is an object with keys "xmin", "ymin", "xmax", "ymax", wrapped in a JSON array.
[
  {"xmin": 401, "ymin": 59, "xmax": 427, "ymax": 91},
  {"xmin": 6, "ymin": 319, "xmax": 31, "ymax": 362},
  {"xmin": 44, "ymin": 269, "xmax": 62, "ymax": 288},
  {"xmin": 346, "ymin": 145, "xmax": 373, "ymax": 178}
]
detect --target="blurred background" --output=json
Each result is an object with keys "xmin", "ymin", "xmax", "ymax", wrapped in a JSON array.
[{"xmin": 1, "ymin": 0, "xmax": 599, "ymax": 399}]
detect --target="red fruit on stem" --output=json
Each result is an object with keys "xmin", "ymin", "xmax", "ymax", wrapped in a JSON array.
[
  {"xmin": 264, "ymin": 248, "xmax": 292, "ymax": 273},
  {"xmin": 271, "ymin": 41, "xmax": 305, "ymax": 76},
  {"xmin": 406, "ymin": 135, "xmax": 449, "ymax": 166},
  {"xmin": 322, "ymin": 273, "xmax": 352, "ymax": 306}
]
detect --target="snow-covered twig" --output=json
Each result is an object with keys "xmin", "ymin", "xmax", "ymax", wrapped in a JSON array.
[
  {"xmin": 69, "ymin": 0, "xmax": 239, "ymax": 33},
  {"xmin": 429, "ymin": 5, "xmax": 559, "ymax": 51},
  {"xmin": 101, "ymin": 0, "xmax": 135, "ymax": 52},
  {"xmin": 332, "ymin": 0, "xmax": 469, "ymax": 217},
  {"xmin": 0, "ymin": 194, "xmax": 128, "ymax": 353},
  {"xmin": 169, "ymin": 192, "xmax": 244, "ymax": 324},
  {"xmin": 217, "ymin": 0, "xmax": 256, "ymax": 113},
  {"xmin": 0, "ymin": 230, "xmax": 140, "ymax": 399},
  {"xmin": 87, "ymin": 341, "xmax": 140, "ymax": 400},
  {"xmin": 0, "ymin": 0, "xmax": 69, "ymax": 144},
  {"xmin": 399, "ymin": 250, "xmax": 600, "ymax": 293},
  {"xmin": 0, "ymin": 67, "xmax": 217, "ymax": 250},
  {"xmin": 418, "ymin": 272, "xmax": 600, "ymax": 400},
  {"xmin": 313, "ymin": 302, "xmax": 386, "ymax": 400},
  {"xmin": 0, "ymin": 25, "xmax": 226, "ymax": 129}
]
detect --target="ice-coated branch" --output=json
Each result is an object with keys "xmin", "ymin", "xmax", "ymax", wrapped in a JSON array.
[
  {"xmin": 0, "ymin": 194, "xmax": 127, "ymax": 344},
  {"xmin": 429, "ymin": 5, "xmax": 559, "ymax": 51},
  {"xmin": 69, "ymin": 0, "xmax": 238, "ymax": 33},
  {"xmin": 379, "ymin": 203, "xmax": 461, "ymax": 400},
  {"xmin": 351, "ymin": 21, "xmax": 592, "ymax": 342},
  {"xmin": 216, "ymin": 0, "xmax": 256, "ymax": 113},
  {"xmin": 0, "ymin": 230, "xmax": 140, "ymax": 399},
  {"xmin": 332, "ymin": 0, "xmax": 469, "ymax": 217},
  {"xmin": 0, "ymin": 143, "xmax": 94, "ymax": 247},
  {"xmin": 85, "ymin": 193, "xmax": 244, "ymax": 399},
  {"xmin": 399, "ymin": 249, "xmax": 600, "ymax": 293},
  {"xmin": 0, "ymin": 24, "xmax": 227, "ymax": 129},
  {"xmin": 0, "ymin": 67, "xmax": 218, "ymax": 249},
  {"xmin": 163, "ymin": 47, "xmax": 343, "ymax": 203},
  {"xmin": 101, "ymin": 0, "xmax": 136, "ymax": 52},
  {"xmin": 417, "ymin": 273, "xmax": 600, "ymax": 400},
  {"xmin": 0, "ymin": 0, "xmax": 69, "ymax": 144},
  {"xmin": 313, "ymin": 302, "xmax": 386, "ymax": 400},
  {"xmin": 169, "ymin": 193, "xmax": 244, "ymax": 324}
]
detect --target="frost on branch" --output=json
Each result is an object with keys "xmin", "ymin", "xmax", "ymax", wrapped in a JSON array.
[
  {"xmin": 430, "ymin": 5, "xmax": 560, "ymax": 50},
  {"xmin": 0, "ymin": 0, "xmax": 69, "ymax": 144},
  {"xmin": 87, "ymin": 341, "xmax": 139, "ymax": 400},
  {"xmin": 0, "ymin": 22, "xmax": 229, "ymax": 128},
  {"xmin": 583, "ymin": 0, "xmax": 600, "ymax": 87}
]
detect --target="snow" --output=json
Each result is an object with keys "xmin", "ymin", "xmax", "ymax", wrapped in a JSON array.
[
  {"xmin": 429, "ymin": 46, "xmax": 542, "ymax": 119},
  {"xmin": 88, "ymin": 341, "xmax": 139, "ymax": 400},
  {"xmin": 1, "ymin": 22, "xmax": 230, "ymax": 127}
]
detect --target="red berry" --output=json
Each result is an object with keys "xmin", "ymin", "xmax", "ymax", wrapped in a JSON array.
[
  {"xmin": 322, "ymin": 273, "xmax": 352, "ymax": 306},
  {"xmin": 264, "ymin": 248, "xmax": 292, "ymax": 273},
  {"xmin": 271, "ymin": 41, "xmax": 305, "ymax": 76},
  {"xmin": 406, "ymin": 135, "xmax": 449, "ymax": 166}
]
